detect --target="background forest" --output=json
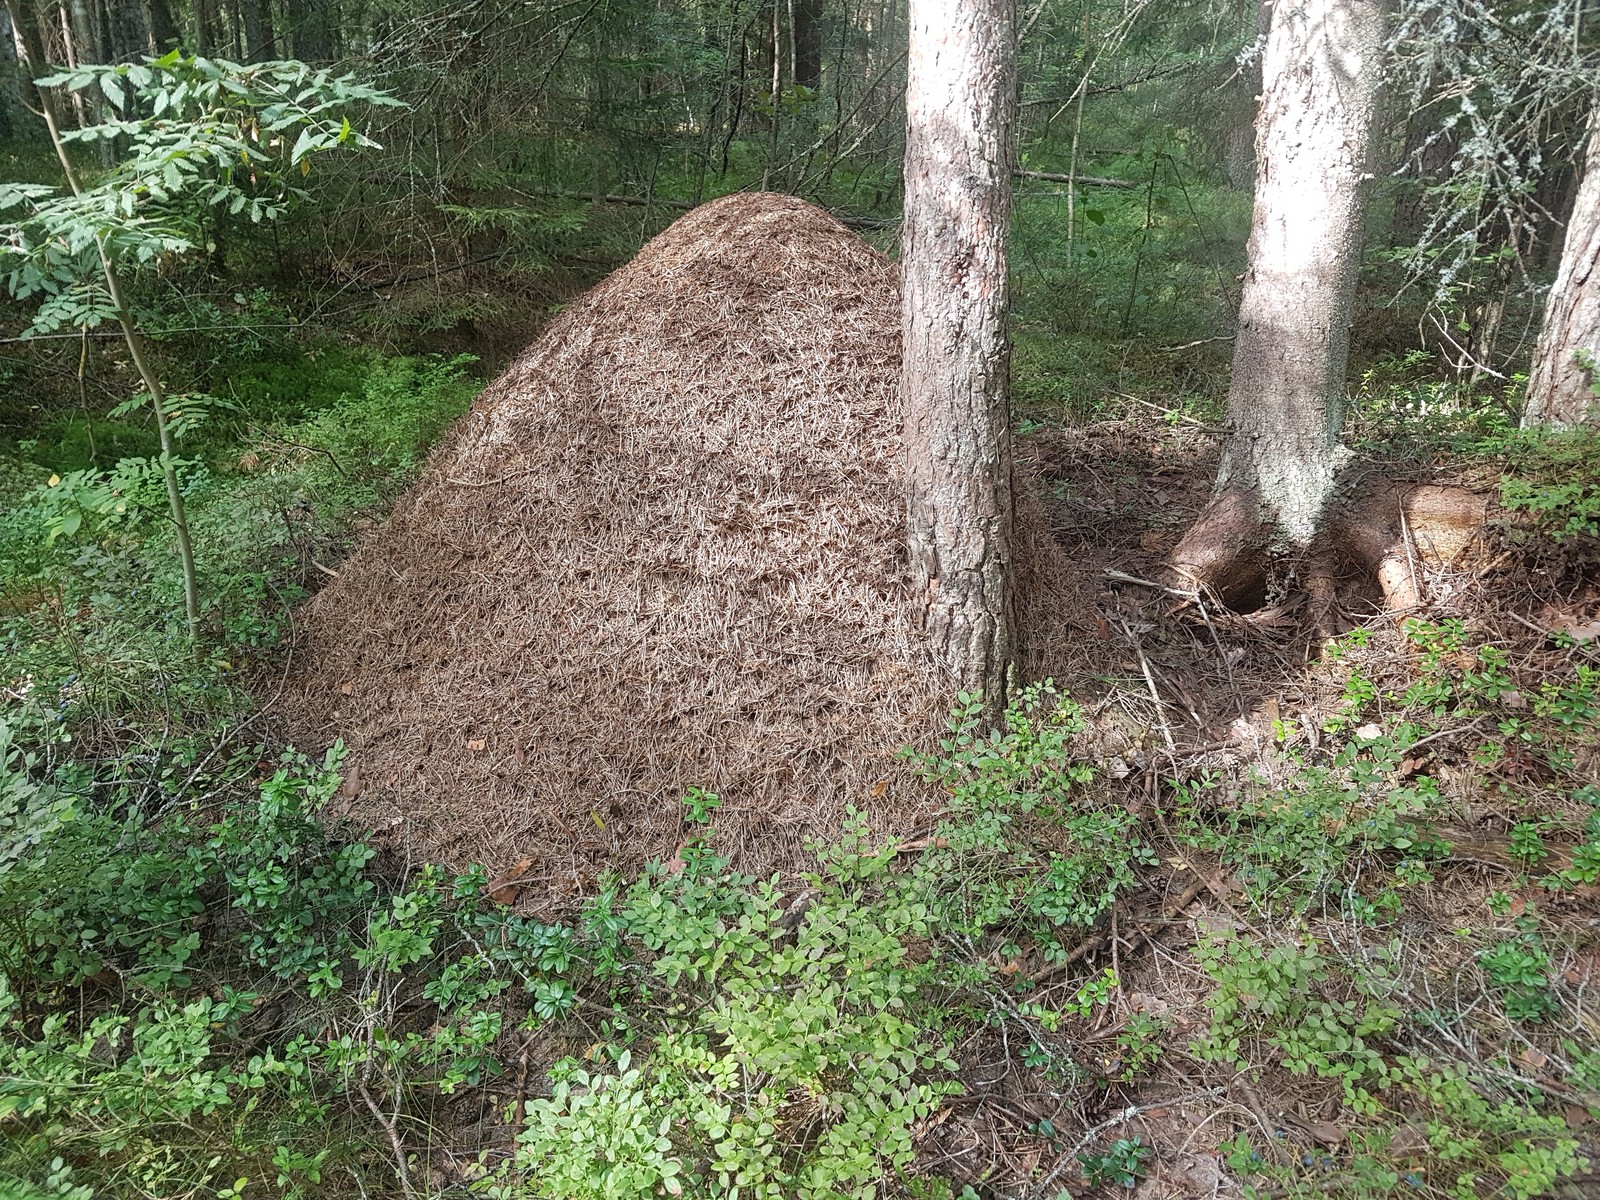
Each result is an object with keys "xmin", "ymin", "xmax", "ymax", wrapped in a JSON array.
[{"xmin": 2, "ymin": 0, "xmax": 1600, "ymax": 1197}]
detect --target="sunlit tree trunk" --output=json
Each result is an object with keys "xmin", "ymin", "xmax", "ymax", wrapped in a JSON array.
[
  {"xmin": 901, "ymin": 0, "xmax": 1016, "ymax": 705},
  {"xmin": 1174, "ymin": 0, "xmax": 1386, "ymax": 602},
  {"xmin": 1526, "ymin": 104, "xmax": 1600, "ymax": 429}
]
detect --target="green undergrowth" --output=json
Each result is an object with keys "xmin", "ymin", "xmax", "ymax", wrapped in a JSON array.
[
  {"xmin": 0, "ymin": 352, "xmax": 477, "ymax": 724},
  {"xmin": 0, "ymin": 685, "xmax": 1156, "ymax": 1198},
  {"xmin": 4, "ymin": 632, "xmax": 1598, "ymax": 1197},
  {"xmin": 1169, "ymin": 614, "xmax": 1600, "ymax": 1199},
  {"xmin": 1, "ymin": 327, "xmax": 1597, "ymax": 1196},
  {"xmin": 1009, "ymin": 140, "xmax": 1248, "ymax": 426}
]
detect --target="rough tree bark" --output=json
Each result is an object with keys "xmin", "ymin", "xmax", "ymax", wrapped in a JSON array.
[
  {"xmin": 901, "ymin": 0, "xmax": 1016, "ymax": 704},
  {"xmin": 240, "ymin": 0, "xmax": 272, "ymax": 60},
  {"xmin": 1173, "ymin": 0, "xmax": 1387, "ymax": 605},
  {"xmin": 144, "ymin": 0, "xmax": 180, "ymax": 50},
  {"xmin": 793, "ymin": 0, "xmax": 822, "ymax": 89},
  {"xmin": 1525, "ymin": 104, "xmax": 1600, "ymax": 429},
  {"xmin": 0, "ymin": 3, "xmax": 18, "ymax": 139}
]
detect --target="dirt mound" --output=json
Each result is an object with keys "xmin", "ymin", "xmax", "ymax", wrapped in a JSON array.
[{"xmin": 274, "ymin": 192, "xmax": 1079, "ymax": 900}]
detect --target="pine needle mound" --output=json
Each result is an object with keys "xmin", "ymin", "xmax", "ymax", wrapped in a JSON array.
[{"xmin": 276, "ymin": 192, "xmax": 1078, "ymax": 900}]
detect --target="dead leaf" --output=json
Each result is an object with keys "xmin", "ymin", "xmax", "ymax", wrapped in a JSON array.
[
  {"xmin": 467, "ymin": 738, "xmax": 486, "ymax": 751},
  {"xmin": 338, "ymin": 764, "xmax": 363, "ymax": 800},
  {"xmin": 1386, "ymin": 1124, "xmax": 1429, "ymax": 1158},
  {"xmin": 997, "ymin": 959, "xmax": 1022, "ymax": 976},
  {"xmin": 1126, "ymin": 992, "xmax": 1170, "ymax": 1018},
  {"xmin": 486, "ymin": 856, "xmax": 535, "ymax": 905},
  {"xmin": 1283, "ymin": 1112, "xmax": 1346, "ymax": 1147},
  {"xmin": 1563, "ymin": 1105, "xmax": 1594, "ymax": 1130},
  {"xmin": 1517, "ymin": 1046, "xmax": 1548, "ymax": 1071},
  {"xmin": 911, "ymin": 1104, "xmax": 955, "ymax": 1140},
  {"xmin": 340, "ymin": 682, "xmax": 354, "ymax": 696},
  {"xmin": 1548, "ymin": 610, "xmax": 1600, "ymax": 643},
  {"xmin": 870, "ymin": 779, "xmax": 888, "ymax": 798}
]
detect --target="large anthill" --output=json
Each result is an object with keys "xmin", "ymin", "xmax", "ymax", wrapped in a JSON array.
[{"xmin": 272, "ymin": 193, "xmax": 1079, "ymax": 900}]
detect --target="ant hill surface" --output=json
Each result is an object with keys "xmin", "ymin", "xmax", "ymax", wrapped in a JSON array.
[{"xmin": 273, "ymin": 192, "xmax": 1077, "ymax": 901}]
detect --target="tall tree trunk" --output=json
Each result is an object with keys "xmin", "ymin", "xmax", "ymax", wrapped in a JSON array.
[
  {"xmin": 193, "ymin": 0, "xmax": 221, "ymax": 54},
  {"xmin": 6, "ymin": 0, "xmax": 56, "ymax": 116},
  {"xmin": 240, "ymin": 0, "xmax": 270, "ymax": 59},
  {"xmin": 285, "ymin": 0, "xmax": 330, "ymax": 62},
  {"xmin": 0, "ymin": 2, "xmax": 18, "ymax": 139},
  {"xmin": 901, "ymin": 0, "xmax": 1017, "ymax": 705},
  {"xmin": 1173, "ymin": 0, "xmax": 1386, "ymax": 603},
  {"xmin": 1525, "ymin": 104, "xmax": 1600, "ymax": 429},
  {"xmin": 111, "ymin": 0, "xmax": 150, "ymax": 59},
  {"xmin": 793, "ymin": 0, "xmax": 821, "ymax": 89},
  {"xmin": 144, "ymin": 0, "xmax": 179, "ymax": 49}
]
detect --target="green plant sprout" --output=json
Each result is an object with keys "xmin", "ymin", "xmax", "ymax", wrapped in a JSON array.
[{"xmin": 0, "ymin": 51, "xmax": 399, "ymax": 639}]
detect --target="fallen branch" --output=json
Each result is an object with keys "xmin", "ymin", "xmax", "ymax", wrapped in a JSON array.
[
  {"xmin": 357, "ymin": 1078, "xmax": 417, "ymax": 1200},
  {"xmin": 1104, "ymin": 567, "xmax": 1196, "ymax": 598},
  {"xmin": 1012, "ymin": 168, "xmax": 1138, "ymax": 188}
]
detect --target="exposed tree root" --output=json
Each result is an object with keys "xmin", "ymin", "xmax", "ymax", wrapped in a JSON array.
[{"xmin": 1171, "ymin": 471, "xmax": 1494, "ymax": 632}]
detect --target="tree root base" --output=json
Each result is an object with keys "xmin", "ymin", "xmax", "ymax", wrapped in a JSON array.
[{"xmin": 1172, "ymin": 475, "xmax": 1493, "ymax": 639}]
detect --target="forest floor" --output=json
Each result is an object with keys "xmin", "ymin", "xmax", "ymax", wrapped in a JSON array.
[
  {"xmin": 3, "ymin": 199, "xmax": 1599, "ymax": 1199},
  {"xmin": 893, "ymin": 416, "xmax": 1600, "ymax": 1197}
]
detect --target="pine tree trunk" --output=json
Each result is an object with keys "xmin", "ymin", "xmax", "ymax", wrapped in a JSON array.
[
  {"xmin": 285, "ymin": 0, "xmax": 329, "ymax": 62},
  {"xmin": 144, "ymin": 0, "xmax": 179, "ymax": 49},
  {"xmin": 1174, "ymin": 0, "xmax": 1386, "ymax": 602},
  {"xmin": 901, "ymin": 0, "xmax": 1017, "ymax": 705},
  {"xmin": 793, "ymin": 0, "xmax": 822, "ymax": 89},
  {"xmin": 241, "ymin": 0, "xmax": 271, "ymax": 60},
  {"xmin": 0, "ymin": 4, "xmax": 18, "ymax": 139},
  {"xmin": 1525, "ymin": 105, "xmax": 1600, "ymax": 429}
]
